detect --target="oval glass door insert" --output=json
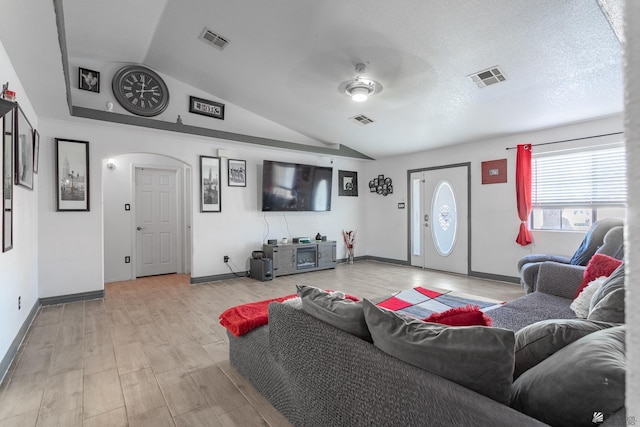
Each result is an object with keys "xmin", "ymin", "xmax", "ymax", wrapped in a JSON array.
[{"xmin": 431, "ymin": 180, "xmax": 458, "ymax": 256}]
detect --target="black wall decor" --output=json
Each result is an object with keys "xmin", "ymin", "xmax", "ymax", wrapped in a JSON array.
[{"xmin": 369, "ymin": 174, "xmax": 393, "ymax": 196}]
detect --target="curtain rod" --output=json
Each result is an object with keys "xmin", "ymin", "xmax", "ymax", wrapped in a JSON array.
[{"xmin": 505, "ymin": 131, "xmax": 623, "ymax": 150}]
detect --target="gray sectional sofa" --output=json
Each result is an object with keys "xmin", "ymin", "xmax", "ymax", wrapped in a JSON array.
[{"xmin": 227, "ymin": 263, "xmax": 626, "ymax": 427}]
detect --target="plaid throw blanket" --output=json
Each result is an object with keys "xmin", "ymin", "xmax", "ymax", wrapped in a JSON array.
[{"xmin": 375, "ymin": 286, "xmax": 504, "ymax": 320}]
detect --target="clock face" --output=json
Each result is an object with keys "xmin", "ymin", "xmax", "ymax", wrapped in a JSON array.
[{"xmin": 112, "ymin": 65, "xmax": 169, "ymax": 117}]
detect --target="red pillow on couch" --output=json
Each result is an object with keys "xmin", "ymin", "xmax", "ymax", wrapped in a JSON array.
[
  {"xmin": 423, "ymin": 305, "xmax": 493, "ymax": 327},
  {"xmin": 574, "ymin": 253, "xmax": 623, "ymax": 298}
]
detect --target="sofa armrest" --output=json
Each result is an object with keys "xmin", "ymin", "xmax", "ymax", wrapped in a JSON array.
[{"xmin": 535, "ymin": 261, "xmax": 585, "ymax": 299}]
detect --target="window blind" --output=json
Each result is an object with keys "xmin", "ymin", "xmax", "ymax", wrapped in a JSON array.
[{"xmin": 532, "ymin": 146, "xmax": 626, "ymax": 206}]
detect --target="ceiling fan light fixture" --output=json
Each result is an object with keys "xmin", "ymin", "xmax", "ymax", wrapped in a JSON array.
[
  {"xmin": 347, "ymin": 84, "xmax": 372, "ymax": 102},
  {"xmin": 339, "ymin": 63, "xmax": 383, "ymax": 102}
]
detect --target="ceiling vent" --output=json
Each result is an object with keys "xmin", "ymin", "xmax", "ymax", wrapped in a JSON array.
[
  {"xmin": 469, "ymin": 66, "xmax": 507, "ymax": 88},
  {"xmin": 199, "ymin": 28, "xmax": 229, "ymax": 50},
  {"xmin": 349, "ymin": 114, "xmax": 375, "ymax": 126}
]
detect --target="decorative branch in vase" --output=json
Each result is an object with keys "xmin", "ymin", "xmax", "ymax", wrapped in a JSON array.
[{"xmin": 342, "ymin": 230, "xmax": 355, "ymax": 264}]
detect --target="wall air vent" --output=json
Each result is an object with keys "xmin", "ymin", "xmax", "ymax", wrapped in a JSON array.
[
  {"xmin": 199, "ymin": 28, "xmax": 229, "ymax": 50},
  {"xmin": 349, "ymin": 114, "xmax": 375, "ymax": 126},
  {"xmin": 468, "ymin": 66, "xmax": 507, "ymax": 88}
]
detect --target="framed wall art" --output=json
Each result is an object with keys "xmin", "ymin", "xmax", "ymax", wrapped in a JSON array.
[
  {"xmin": 33, "ymin": 129, "xmax": 40, "ymax": 174},
  {"xmin": 200, "ymin": 155, "xmax": 221, "ymax": 212},
  {"xmin": 3, "ymin": 105, "xmax": 15, "ymax": 252},
  {"xmin": 56, "ymin": 138, "xmax": 90, "ymax": 211},
  {"xmin": 15, "ymin": 106, "xmax": 34, "ymax": 190},
  {"xmin": 338, "ymin": 170, "xmax": 358, "ymax": 196},
  {"xmin": 228, "ymin": 159, "xmax": 246, "ymax": 187},
  {"xmin": 189, "ymin": 96, "xmax": 225, "ymax": 120},
  {"xmin": 481, "ymin": 158, "xmax": 507, "ymax": 184},
  {"xmin": 79, "ymin": 67, "xmax": 100, "ymax": 93}
]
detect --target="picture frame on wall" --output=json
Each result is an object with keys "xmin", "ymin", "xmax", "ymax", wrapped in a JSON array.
[
  {"xmin": 33, "ymin": 129, "xmax": 40, "ymax": 174},
  {"xmin": 338, "ymin": 170, "xmax": 358, "ymax": 196},
  {"xmin": 200, "ymin": 155, "xmax": 221, "ymax": 212},
  {"xmin": 79, "ymin": 67, "xmax": 100, "ymax": 93},
  {"xmin": 15, "ymin": 106, "xmax": 34, "ymax": 190},
  {"xmin": 228, "ymin": 159, "xmax": 246, "ymax": 187},
  {"xmin": 56, "ymin": 138, "xmax": 90, "ymax": 211},
  {"xmin": 3, "ymin": 106, "xmax": 15, "ymax": 252},
  {"xmin": 189, "ymin": 96, "xmax": 225, "ymax": 120}
]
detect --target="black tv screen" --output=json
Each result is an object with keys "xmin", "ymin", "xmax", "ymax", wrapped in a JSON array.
[{"xmin": 261, "ymin": 160, "xmax": 333, "ymax": 211}]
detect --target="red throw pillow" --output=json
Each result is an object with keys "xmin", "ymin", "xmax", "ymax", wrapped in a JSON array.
[
  {"xmin": 575, "ymin": 253, "xmax": 623, "ymax": 298},
  {"xmin": 423, "ymin": 305, "xmax": 493, "ymax": 327}
]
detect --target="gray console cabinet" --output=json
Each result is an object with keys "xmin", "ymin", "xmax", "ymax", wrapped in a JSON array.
[{"xmin": 263, "ymin": 241, "xmax": 337, "ymax": 278}]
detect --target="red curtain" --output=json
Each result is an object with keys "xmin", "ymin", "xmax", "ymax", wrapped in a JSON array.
[{"xmin": 515, "ymin": 144, "xmax": 533, "ymax": 246}]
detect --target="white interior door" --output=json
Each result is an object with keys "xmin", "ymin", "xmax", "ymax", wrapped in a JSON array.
[
  {"xmin": 410, "ymin": 165, "xmax": 469, "ymax": 274},
  {"xmin": 135, "ymin": 167, "xmax": 178, "ymax": 277}
]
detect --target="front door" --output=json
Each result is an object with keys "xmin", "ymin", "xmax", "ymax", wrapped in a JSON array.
[
  {"xmin": 135, "ymin": 167, "xmax": 178, "ymax": 277},
  {"xmin": 410, "ymin": 164, "xmax": 469, "ymax": 275}
]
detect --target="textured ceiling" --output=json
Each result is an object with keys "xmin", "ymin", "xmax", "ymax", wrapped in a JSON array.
[{"xmin": 2, "ymin": 0, "xmax": 625, "ymax": 159}]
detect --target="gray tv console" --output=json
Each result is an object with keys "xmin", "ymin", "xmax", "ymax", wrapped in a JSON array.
[{"xmin": 262, "ymin": 241, "xmax": 337, "ymax": 278}]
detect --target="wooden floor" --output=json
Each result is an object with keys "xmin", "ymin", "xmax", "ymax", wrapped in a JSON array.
[{"xmin": 0, "ymin": 261, "xmax": 525, "ymax": 427}]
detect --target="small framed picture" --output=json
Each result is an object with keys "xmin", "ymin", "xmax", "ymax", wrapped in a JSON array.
[
  {"xmin": 15, "ymin": 106, "xmax": 34, "ymax": 190},
  {"xmin": 228, "ymin": 159, "xmax": 246, "ymax": 187},
  {"xmin": 79, "ymin": 67, "xmax": 100, "ymax": 93},
  {"xmin": 200, "ymin": 155, "xmax": 221, "ymax": 212},
  {"xmin": 56, "ymin": 138, "xmax": 90, "ymax": 211},
  {"xmin": 33, "ymin": 129, "xmax": 39, "ymax": 174},
  {"xmin": 189, "ymin": 96, "xmax": 225, "ymax": 120},
  {"xmin": 338, "ymin": 170, "xmax": 358, "ymax": 196}
]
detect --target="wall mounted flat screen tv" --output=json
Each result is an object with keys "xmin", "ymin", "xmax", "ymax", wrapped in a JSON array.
[{"xmin": 261, "ymin": 160, "xmax": 333, "ymax": 211}]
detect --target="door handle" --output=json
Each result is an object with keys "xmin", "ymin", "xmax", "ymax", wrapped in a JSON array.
[{"xmin": 137, "ymin": 226, "xmax": 144, "ymax": 231}]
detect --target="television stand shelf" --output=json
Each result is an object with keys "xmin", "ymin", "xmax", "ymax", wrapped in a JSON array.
[{"xmin": 262, "ymin": 241, "xmax": 337, "ymax": 278}]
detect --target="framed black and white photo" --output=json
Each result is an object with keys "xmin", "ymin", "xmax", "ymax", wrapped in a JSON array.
[
  {"xmin": 33, "ymin": 129, "xmax": 40, "ymax": 174},
  {"xmin": 228, "ymin": 159, "xmax": 246, "ymax": 187},
  {"xmin": 3, "ymin": 105, "xmax": 15, "ymax": 252},
  {"xmin": 338, "ymin": 170, "xmax": 358, "ymax": 196},
  {"xmin": 189, "ymin": 96, "xmax": 225, "ymax": 120},
  {"xmin": 56, "ymin": 138, "xmax": 90, "ymax": 211},
  {"xmin": 15, "ymin": 106, "xmax": 34, "ymax": 190},
  {"xmin": 200, "ymin": 155, "xmax": 221, "ymax": 212},
  {"xmin": 79, "ymin": 67, "xmax": 100, "ymax": 93}
]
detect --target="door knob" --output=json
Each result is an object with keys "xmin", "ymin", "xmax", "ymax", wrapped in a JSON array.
[{"xmin": 137, "ymin": 226, "xmax": 144, "ymax": 230}]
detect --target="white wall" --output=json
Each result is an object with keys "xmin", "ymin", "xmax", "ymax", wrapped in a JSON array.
[
  {"xmin": 0, "ymin": 41, "xmax": 39, "ymax": 366},
  {"xmin": 625, "ymin": 0, "xmax": 639, "ymax": 413},
  {"xmin": 362, "ymin": 114, "xmax": 624, "ymax": 277},
  {"xmin": 38, "ymin": 116, "xmax": 367, "ymax": 290}
]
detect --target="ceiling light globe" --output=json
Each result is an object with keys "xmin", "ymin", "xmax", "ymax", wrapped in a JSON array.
[{"xmin": 350, "ymin": 87, "xmax": 369, "ymax": 102}]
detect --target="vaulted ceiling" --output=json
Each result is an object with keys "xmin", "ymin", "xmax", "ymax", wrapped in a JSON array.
[{"xmin": 1, "ymin": 0, "xmax": 624, "ymax": 159}]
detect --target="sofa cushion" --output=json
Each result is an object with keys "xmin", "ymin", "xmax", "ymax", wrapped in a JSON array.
[
  {"xmin": 362, "ymin": 299, "xmax": 515, "ymax": 404},
  {"xmin": 297, "ymin": 285, "xmax": 371, "ymax": 340},
  {"xmin": 588, "ymin": 263, "xmax": 625, "ymax": 323},
  {"xmin": 575, "ymin": 253, "xmax": 623, "ymax": 298},
  {"xmin": 513, "ymin": 318, "xmax": 617, "ymax": 379},
  {"xmin": 511, "ymin": 325, "xmax": 625, "ymax": 426}
]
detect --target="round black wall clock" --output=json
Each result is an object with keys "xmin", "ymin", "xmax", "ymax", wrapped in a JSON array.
[{"xmin": 112, "ymin": 65, "xmax": 170, "ymax": 117}]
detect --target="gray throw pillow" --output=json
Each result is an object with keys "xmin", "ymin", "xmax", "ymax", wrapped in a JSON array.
[
  {"xmin": 362, "ymin": 299, "xmax": 515, "ymax": 404},
  {"xmin": 297, "ymin": 285, "xmax": 371, "ymax": 340},
  {"xmin": 588, "ymin": 263, "xmax": 625, "ymax": 323},
  {"xmin": 513, "ymin": 319, "xmax": 618, "ymax": 379},
  {"xmin": 511, "ymin": 326, "xmax": 625, "ymax": 426}
]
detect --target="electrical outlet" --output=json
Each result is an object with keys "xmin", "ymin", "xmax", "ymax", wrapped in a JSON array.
[
  {"xmin": 224, "ymin": 255, "xmax": 229, "ymax": 263},
  {"xmin": 125, "ymin": 256, "xmax": 131, "ymax": 263},
  {"xmin": 18, "ymin": 296, "xmax": 21, "ymax": 310}
]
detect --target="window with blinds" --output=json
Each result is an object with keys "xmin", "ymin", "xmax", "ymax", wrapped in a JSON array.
[{"xmin": 530, "ymin": 145, "xmax": 626, "ymax": 231}]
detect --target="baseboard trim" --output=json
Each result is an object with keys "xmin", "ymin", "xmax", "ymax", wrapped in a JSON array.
[
  {"xmin": 358, "ymin": 256, "xmax": 410, "ymax": 266},
  {"xmin": 470, "ymin": 271, "xmax": 520, "ymax": 284},
  {"xmin": 0, "ymin": 300, "xmax": 40, "ymax": 384},
  {"xmin": 191, "ymin": 272, "xmax": 248, "ymax": 284},
  {"xmin": 39, "ymin": 290, "xmax": 105, "ymax": 306}
]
